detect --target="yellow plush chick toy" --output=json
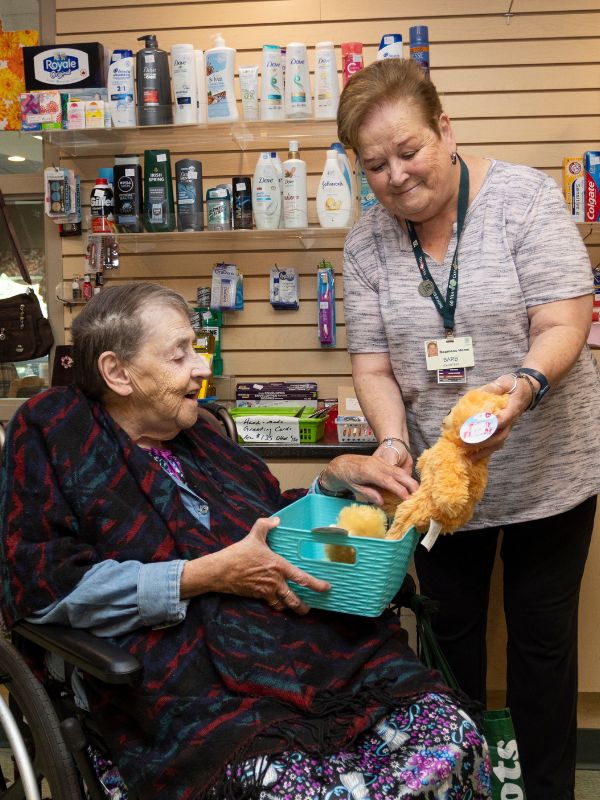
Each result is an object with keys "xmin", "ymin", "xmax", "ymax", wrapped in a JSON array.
[
  {"xmin": 386, "ymin": 389, "xmax": 508, "ymax": 549},
  {"xmin": 326, "ymin": 503, "xmax": 388, "ymax": 563}
]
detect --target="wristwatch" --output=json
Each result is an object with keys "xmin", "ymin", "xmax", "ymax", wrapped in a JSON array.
[{"xmin": 515, "ymin": 367, "xmax": 550, "ymax": 409}]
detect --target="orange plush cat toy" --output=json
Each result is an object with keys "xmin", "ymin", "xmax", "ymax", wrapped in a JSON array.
[{"xmin": 386, "ymin": 388, "xmax": 508, "ymax": 549}]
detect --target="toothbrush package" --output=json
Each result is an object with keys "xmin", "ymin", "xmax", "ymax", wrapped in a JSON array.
[{"xmin": 317, "ymin": 260, "xmax": 336, "ymax": 347}]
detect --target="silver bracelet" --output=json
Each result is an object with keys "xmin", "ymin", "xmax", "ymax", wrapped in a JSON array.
[{"xmin": 379, "ymin": 437, "xmax": 412, "ymax": 464}]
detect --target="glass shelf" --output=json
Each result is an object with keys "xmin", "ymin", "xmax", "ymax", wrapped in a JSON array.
[
  {"xmin": 40, "ymin": 119, "xmax": 340, "ymax": 156},
  {"xmin": 91, "ymin": 226, "xmax": 350, "ymax": 253}
]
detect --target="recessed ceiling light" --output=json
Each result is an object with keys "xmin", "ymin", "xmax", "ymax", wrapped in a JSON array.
[{"xmin": 7, "ymin": 155, "xmax": 26, "ymax": 162}]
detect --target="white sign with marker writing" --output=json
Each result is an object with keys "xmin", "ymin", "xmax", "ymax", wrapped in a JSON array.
[{"xmin": 235, "ymin": 415, "xmax": 301, "ymax": 443}]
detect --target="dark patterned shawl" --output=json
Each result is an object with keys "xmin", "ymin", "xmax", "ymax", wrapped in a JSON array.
[{"xmin": 0, "ymin": 388, "xmax": 447, "ymax": 798}]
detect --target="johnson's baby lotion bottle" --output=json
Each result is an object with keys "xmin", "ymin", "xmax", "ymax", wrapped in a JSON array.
[{"xmin": 317, "ymin": 149, "xmax": 352, "ymax": 228}]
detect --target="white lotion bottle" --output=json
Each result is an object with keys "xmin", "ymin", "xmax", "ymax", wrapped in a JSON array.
[
  {"xmin": 252, "ymin": 152, "xmax": 282, "ymax": 229},
  {"xmin": 284, "ymin": 42, "xmax": 312, "ymax": 119},
  {"xmin": 283, "ymin": 140, "xmax": 308, "ymax": 229},
  {"xmin": 171, "ymin": 43, "xmax": 197, "ymax": 125},
  {"xmin": 314, "ymin": 41, "xmax": 339, "ymax": 120},
  {"xmin": 317, "ymin": 149, "xmax": 352, "ymax": 228},
  {"xmin": 194, "ymin": 49, "xmax": 207, "ymax": 124},
  {"xmin": 260, "ymin": 44, "xmax": 284, "ymax": 120},
  {"xmin": 205, "ymin": 32, "xmax": 238, "ymax": 123},
  {"xmin": 331, "ymin": 142, "xmax": 356, "ymax": 220}
]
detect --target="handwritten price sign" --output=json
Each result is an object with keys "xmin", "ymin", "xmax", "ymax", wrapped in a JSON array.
[{"xmin": 234, "ymin": 415, "xmax": 301, "ymax": 443}]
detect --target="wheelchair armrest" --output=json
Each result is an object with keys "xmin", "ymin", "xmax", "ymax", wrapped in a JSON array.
[{"xmin": 12, "ymin": 621, "xmax": 143, "ymax": 686}]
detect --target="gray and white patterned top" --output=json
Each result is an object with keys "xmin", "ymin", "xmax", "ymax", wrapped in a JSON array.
[{"xmin": 343, "ymin": 159, "xmax": 600, "ymax": 528}]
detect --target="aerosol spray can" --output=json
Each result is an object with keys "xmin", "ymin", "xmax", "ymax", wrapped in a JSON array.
[{"xmin": 232, "ymin": 176, "xmax": 252, "ymax": 229}]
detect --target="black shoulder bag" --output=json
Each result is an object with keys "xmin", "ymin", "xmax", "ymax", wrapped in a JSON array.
[{"xmin": 0, "ymin": 188, "xmax": 54, "ymax": 362}]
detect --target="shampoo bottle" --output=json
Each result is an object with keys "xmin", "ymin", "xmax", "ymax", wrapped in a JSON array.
[
  {"xmin": 317, "ymin": 149, "xmax": 352, "ymax": 228},
  {"xmin": 136, "ymin": 34, "xmax": 173, "ymax": 125},
  {"xmin": 260, "ymin": 44, "xmax": 284, "ymax": 121},
  {"xmin": 171, "ymin": 43, "xmax": 197, "ymax": 125},
  {"xmin": 205, "ymin": 33, "xmax": 238, "ymax": 123},
  {"xmin": 252, "ymin": 152, "xmax": 281, "ymax": 230},
  {"xmin": 107, "ymin": 49, "xmax": 136, "ymax": 127},
  {"xmin": 283, "ymin": 140, "xmax": 308, "ymax": 229},
  {"xmin": 314, "ymin": 41, "xmax": 339, "ymax": 120},
  {"xmin": 284, "ymin": 42, "xmax": 312, "ymax": 119},
  {"xmin": 143, "ymin": 149, "xmax": 175, "ymax": 231},
  {"xmin": 176, "ymin": 158, "xmax": 203, "ymax": 231}
]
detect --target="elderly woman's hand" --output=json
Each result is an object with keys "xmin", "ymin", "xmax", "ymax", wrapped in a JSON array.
[
  {"xmin": 467, "ymin": 376, "xmax": 533, "ymax": 462},
  {"xmin": 319, "ymin": 453, "xmax": 419, "ymax": 506},
  {"xmin": 180, "ymin": 517, "xmax": 331, "ymax": 614}
]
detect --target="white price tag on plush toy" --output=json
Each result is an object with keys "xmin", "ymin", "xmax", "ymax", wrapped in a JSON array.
[{"xmin": 459, "ymin": 412, "xmax": 498, "ymax": 444}]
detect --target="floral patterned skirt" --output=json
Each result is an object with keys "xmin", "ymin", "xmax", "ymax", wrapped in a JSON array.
[{"xmin": 229, "ymin": 692, "xmax": 492, "ymax": 799}]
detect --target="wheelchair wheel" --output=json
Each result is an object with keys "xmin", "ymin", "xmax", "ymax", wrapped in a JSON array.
[{"xmin": 0, "ymin": 636, "xmax": 83, "ymax": 799}]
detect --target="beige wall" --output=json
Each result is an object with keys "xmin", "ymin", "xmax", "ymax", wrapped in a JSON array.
[{"xmin": 52, "ymin": 0, "xmax": 600, "ymax": 712}]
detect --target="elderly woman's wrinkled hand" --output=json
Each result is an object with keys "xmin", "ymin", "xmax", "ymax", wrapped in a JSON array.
[
  {"xmin": 320, "ymin": 454, "xmax": 419, "ymax": 507},
  {"xmin": 181, "ymin": 517, "xmax": 330, "ymax": 614}
]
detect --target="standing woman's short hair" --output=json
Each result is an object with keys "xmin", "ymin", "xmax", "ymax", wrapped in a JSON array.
[
  {"xmin": 337, "ymin": 58, "xmax": 444, "ymax": 153},
  {"xmin": 71, "ymin": 282, "xmax": 190, "ymax": 399}
]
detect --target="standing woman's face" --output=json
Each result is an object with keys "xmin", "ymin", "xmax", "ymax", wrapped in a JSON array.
[{"xmin": 357, "ymin": 99, "xmax": 457, "ymax": 225}]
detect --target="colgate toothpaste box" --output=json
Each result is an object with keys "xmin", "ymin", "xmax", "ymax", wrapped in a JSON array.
[
  {"xmin": 563, "ymin": 157, "xmax": 584, "ymax": 222},
  {"xmin": 23, "ymin": 43, "xmax": 106, "ymax": 90},
  {"xmin": 584, "ymin": 151, "xmax": 600, "ymax": 222}
]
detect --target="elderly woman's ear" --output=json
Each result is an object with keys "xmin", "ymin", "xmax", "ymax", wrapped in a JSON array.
[{"xmin": 97, "ymin": 351, "xmax": 134, "ymax": 397}]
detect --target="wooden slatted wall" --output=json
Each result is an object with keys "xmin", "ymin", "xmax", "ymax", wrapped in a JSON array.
[{"xmin": 52, "ymin": 0, "xmax": 600, "ymax": 403}]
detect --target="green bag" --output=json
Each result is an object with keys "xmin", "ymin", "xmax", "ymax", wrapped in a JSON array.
[
  {"xmin": 408, "ymin": 591, "xmax": 527, "ymax": 800},
  {"xmin": 484, "ymin": 709, "xmax": 527, "ymax": 799}
]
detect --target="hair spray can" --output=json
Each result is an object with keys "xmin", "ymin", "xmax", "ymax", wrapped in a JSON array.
[{"xmin": 409, "ymin": 26, "xmax": 430, "ymax": 77}]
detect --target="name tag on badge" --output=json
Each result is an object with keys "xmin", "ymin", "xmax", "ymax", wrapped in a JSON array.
[{"xmin": 424, "ymin": 336, "xmax": 475, "ymax": 373}]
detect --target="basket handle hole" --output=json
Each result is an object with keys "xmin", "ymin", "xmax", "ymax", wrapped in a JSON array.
[{"xmin": 299, "ymin": 541, "xmax": 357, "ymax": 565}]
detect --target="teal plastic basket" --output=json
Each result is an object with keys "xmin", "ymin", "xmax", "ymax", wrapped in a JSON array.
[{"xmin": 268, "ymin": 494, "xmax": 419, "ymax": 617}]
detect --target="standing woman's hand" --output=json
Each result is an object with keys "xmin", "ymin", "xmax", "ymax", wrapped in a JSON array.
[{"xmin": 468, "ymin": 374, "xmax": 534, "ymax": 462}]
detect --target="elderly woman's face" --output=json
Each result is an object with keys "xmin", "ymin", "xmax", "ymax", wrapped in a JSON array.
[
  {"xmin": 124, "ymin": 304, "xmax": 210, "ymax": 439},
  {"xmin": 357, "ymin": 99, "xmax": 456, "ymax": 224}
]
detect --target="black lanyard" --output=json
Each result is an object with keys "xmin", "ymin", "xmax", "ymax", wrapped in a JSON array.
[{"xmin": 405, "ymin": 156, "xmax": 469, "ymax": 335}]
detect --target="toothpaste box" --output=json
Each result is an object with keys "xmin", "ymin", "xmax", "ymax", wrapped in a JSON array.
[
  {"xmin": 563, "ymin": 157, "xmax": 585, "ymax": 222},
  {"xmin": 584, "ymin": 151, "xmax": 600, "ymax": 222},
  {"xmin": 23, "ymin": 43, "xmax": 106, "ymax": 90}
]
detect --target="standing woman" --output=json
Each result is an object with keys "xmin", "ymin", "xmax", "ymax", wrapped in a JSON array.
[{"xmin": 338, "ymin": 57, "xmax": 600, "ymax": 800}]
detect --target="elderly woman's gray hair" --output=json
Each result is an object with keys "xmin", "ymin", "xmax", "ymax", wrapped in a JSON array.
[
  {"xmin": 337, "ymin": 58, "xmax": 444, "ymax": 153},
  {"xmin": 72, "ymin": 282, "xmax": 191, "ymax": 399}
]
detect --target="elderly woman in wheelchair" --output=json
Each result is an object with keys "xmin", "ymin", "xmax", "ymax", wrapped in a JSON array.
[{"xmin": 0, "ymin": 283, "xmax": 491, "ymax": 800}]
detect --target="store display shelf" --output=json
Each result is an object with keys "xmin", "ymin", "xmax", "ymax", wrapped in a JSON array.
[
  {"xmin": 41, "ymin": 119, "xmax": 339, "ymax": 156},
  {"xmin": 82, "ymin": 227, "xmax": 349, "ymax": 253}
]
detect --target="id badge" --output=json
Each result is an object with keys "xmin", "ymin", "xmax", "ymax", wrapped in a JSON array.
[{"xmin": 424, "ymin": 336, "xmax": 474, "ymax": 371}]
